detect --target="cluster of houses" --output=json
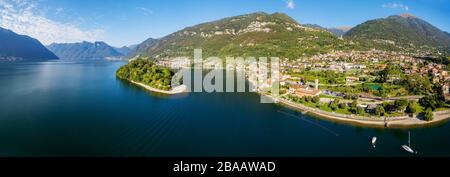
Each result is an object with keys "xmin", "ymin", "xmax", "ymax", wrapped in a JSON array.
[
  {"xmin": 285, "ymin": 78, "xmax": 322, "ymax": 97},
  {"xmin": 402, "ymin": 62, "xmax": 450, "ymax": 101},
  {"xmin": 444, "ymin": 82, "xmax": 450, "ymax": 101},
  {"xmin": 305, "ymin": 49, "xmax": 415, "ymax": 63},
  {"xmin": 280, "ymin": 49, "xmax": 450, "ymax": 99},
  {"xmin": 304, "ymin": 50, "xmax": 447, "ymax": 77},
  {"xmin": 280, "ymin": 50, "xmax": 418, "ymax": 73}
]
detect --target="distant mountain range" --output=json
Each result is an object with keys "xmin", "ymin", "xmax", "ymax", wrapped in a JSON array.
[
  {"xmin": 328, "ymin": 27, "xmax": 352, "ymax": 37},
  {"xmin": 0, "ymin": 27, "xmax": 58, "ymax": 61},
  {"xmin": 2, "ymin": 12, "xmax": 449, "ymax": 62},
  {"xmin": 114, "ymin": 46, "xmax": 134, "ymax": 56},
  {"xmin": 303, "ymin": 24, "xmax": 352, "ymax": 37},
  {"xmin": 345, "ymin": 14, "xmax": 450, "ymax": 54},
  {"xmin": 126, "ymin": 38, "xmax": 159, "ymax": 58},
  {"xmin": 47, "ymin": 41, "xmax": 124, "ymax": 59}
]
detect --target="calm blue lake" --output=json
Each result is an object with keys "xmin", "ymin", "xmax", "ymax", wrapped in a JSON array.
[{"xmin": 0, "ymin": 60, "xmax": 449, "ymax": 157}]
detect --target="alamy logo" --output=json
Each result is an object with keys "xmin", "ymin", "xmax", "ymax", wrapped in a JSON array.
[{"xmin": 169, "ymin": 49, "xmax": 280, "ymax": 103}]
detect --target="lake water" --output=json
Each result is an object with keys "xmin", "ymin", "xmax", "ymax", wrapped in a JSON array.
[{"xmin": 0, "ymin": 60, "xmax": 449, "ymax": 157}]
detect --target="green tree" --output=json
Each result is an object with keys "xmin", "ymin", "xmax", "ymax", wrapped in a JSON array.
[
  {"xmin": 356, "ymin": 107, "xmax": 365, "ymax": 115},
  {"xmin": 378, "ymin": 87, "xmax": 387, "ymax": 98},
  {"xmin": 376, "ymin": 65, "xmax": 401, "ymax": 83},
  {"xmin": 350, "ymin": 100, "xmax": 358, "ymax": 108},
  {"xmin": 312, "ymin": 96, "xmax": 321, "ymax": 104},
  {"xmin": 382, "ymin": 102, "xmax": 395, "ymax": 113},
  {"xmin": 305, "ymin": 96, "xmax": 312, "ymax": 102},
  {"xmin": 375, "ymin": 105, "xmax": 385, "ymax": 116},
  {"xmin": 328, "ymin": 98, "xmax": 340, "ymax": 111},
  {"xmin": 423, "ymin": 108, "xmax": 434, "ymax": 121},
  {"xmin": 116, "ymin": 58, "xmax": 174, "ymax": 91},
  {"xmin": 401, "ymin": 74, "xmax": 433, "ymax": 95},
  {"xmin": 394, "ymin": 99, "xmax": 409, "ymax": 112},
  {"xmin": 406, "ymin": 101, "xmax": 421, "ymax": 114},
  {"xmin": 419, "ymin": 94, "xmax": 445, "ymax": 111}
]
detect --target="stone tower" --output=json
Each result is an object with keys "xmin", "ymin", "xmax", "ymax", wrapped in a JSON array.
[{"xmin": 315, "ymin": 79, "xmax": 319, "ymax": 90}]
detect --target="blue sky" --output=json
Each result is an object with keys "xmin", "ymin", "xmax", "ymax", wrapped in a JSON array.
[{"xmin": 1, "ymin": 0, "xmax": 449, "ymax": 47}]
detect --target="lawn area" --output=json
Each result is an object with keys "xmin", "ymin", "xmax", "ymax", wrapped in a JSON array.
[
  {"xmin": 335, "ymin": 108, "xmax": 352, "ymax": 115},
  {"xmin": 322, "ymin": 82, "xmax": 409, "ymax": 97},
  {"xmin": 436, "ymin": 107, "xmax": 450, "ymax": 111},
  {"xmin": 287, "ymin": 70, "xmax": 346, "ymax": 84},
  {"xmin": 301, "ymin": 101, "xmax": 352, "ymax": 115},
  {"xmin": 384, "ymin": 112, "xmax": 405, "ymax": 117}
]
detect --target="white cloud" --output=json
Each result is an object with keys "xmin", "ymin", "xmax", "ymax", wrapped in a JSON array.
[
  {"xmin": 0, "ymin": 0, "xmax": 104, "ymax": 45},
  {"xmin": 286, "ymin": 0, "xmax": 295, "ymax": 9},
  {"xmin": 136, "ymin": 7, "xmax": 153, "ymax": 16},
  {"xmin": 382, "ymin": 2, "xmax": 409, "ymax": 11}
]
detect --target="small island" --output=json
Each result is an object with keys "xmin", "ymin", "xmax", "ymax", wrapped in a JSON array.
[{"xmin": 116, "ymin": 58, "xmax": 186, "ymax": 95}]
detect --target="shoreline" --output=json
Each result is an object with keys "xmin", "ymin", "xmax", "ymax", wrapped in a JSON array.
[
  {"xmin": 129, "ymin": 80, "xmax": 187, "ymax": 95},
  {"xmin": 125, "ymin": 75, "xmax": 448, "ymax": 128},
  {"xmin": 273, "ymin": 95, "xmax": 450, "ymax": 128}
]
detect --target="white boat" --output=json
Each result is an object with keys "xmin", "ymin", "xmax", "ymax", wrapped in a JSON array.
[
  {"xmin": 402, "ymin": 132, "xmax": 417, "ymax": 154},
  {"xmin": 372, "ymin": 137, "xmax": 377, "ymax": 148},
  {"xmin": 402, "ymin": 145, "xmax": 414, "ymax": 153}
]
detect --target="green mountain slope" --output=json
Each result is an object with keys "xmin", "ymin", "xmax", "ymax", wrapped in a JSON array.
[
  {"xmin": 126, "ymin": 38, "xmax": 159, "ymax": 58},
  {"xmin": 344, "ymin": 14, "xmax": 450, "ymax": 55},
  {"xmin": 132, "ymin": 12, "xmax": 355, "ymax": 60}
]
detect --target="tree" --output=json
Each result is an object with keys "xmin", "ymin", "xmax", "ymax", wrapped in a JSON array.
[
  {"xmin": 406, "ymin": 101, "xmax": 421, "ymax": 114},
  {"xmin": 401, "ymin": 74, "xmax": 433, "ymax": 95},
  {"xmin": 116, "ymin": 58, "xmax": 174, "ymax": 91},
  {"xmin": 394, "ymin": 99, "xmax": 409, "ymax": 112},
  {"xmin": 350, "ymin": 100, "xmax": 358, "ymax": 108},
  {"xmin": 305, "ymin": 96, "xmax": 312, "ymax": 102},
  {"xmin": 344, "ymin": 94, "xmax": 358, "ymax": 100},
  {"xmin": 312, "ymin": 96, "xmax": 321, "ymax": 104},
  {"xmin": 329, "ymin": 102, "xmax": 338, "ymax": 111},
  {"xmin": 382, "ymin": 102, "xmax": 395, "ymax": 113},
  {"xmin": 356, "ymin": 107, "xmax": 365, "ymax": 115},
  {"xmin": 375, "ymin": 105, "xmax": 385, "ymax": 116},
  {"xmin": 419, "ymin": 94, "xmax": 445, "ymax": 111},
  {"xmin": 378, "ymin": 87, "xmax": 387, "ymax": 98},
  {"xmin": 376, "ymin": 65, "xmax": 401, "ymax": 83},
  {"xmin": 329, "ymin": 98, "xmax": 340, "ymax": 111},
  {"xmin": 423, "ymin": 108, "xmax": 434, "ymax": 121}
]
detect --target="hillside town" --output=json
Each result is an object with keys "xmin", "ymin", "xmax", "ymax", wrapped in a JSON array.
[{"xmin": 277, "ymin": 49, "xmax": 450, "ymax": 123}]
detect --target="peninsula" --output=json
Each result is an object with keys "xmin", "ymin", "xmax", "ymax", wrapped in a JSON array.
[{"xmin": 116, "ymin": 58, "xmax": 186, "ymax": 95}]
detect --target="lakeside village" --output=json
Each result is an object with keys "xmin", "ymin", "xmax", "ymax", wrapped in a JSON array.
[{"xmin": 153, "ymin": 49, "xmax": 450, "ymax": 125}]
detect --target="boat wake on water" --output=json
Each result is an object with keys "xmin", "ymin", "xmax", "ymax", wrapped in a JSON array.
[
  {"xmin": 278, "ymin": 109, "xmax": 422, "ymax": 155},
  {"xmin": 278, "ymin": 109, "xmax": 340, "ymax": 137}
]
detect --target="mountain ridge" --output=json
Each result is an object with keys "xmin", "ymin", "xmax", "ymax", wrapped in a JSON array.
[
  {"xmin": 47, "ymin": 41, "xmax": 123, "ymax": 59},
  {"xmin": 344, "ymin": 14, "xmax": 450, "ymax": 54},
  {"xmin": 0, "ymin": 27, "xmax": 59, "ymax": 61},
  {"xmin": 130, "ymin": 12, "xmax": 354, "ymax": 60},
  {"xmin": 303, "ymin": 24, "xmax": 352, "ymax": 37}
]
